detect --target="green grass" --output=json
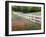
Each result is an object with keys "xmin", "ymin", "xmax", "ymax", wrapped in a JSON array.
[{"xmin": 26, "ymin": 21, "xmax": 41, "ymax": 30}]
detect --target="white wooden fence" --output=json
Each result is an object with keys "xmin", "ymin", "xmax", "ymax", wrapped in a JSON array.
[
  {"xmin": 31, "ymin": 16, "xmax": 41, "ymax": 24},
  {"xmin": 13, "ymin": 12, "xmax": 41, "ymax": 24}
]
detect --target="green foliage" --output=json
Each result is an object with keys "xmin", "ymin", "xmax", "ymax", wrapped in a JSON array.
[
  {"xmin": 29, "ymin": 7, "xmax": 41, "ymax": 12},
  {"xmin": 12, "ymin": 6, "xmax": 41, "ymax": 13}
]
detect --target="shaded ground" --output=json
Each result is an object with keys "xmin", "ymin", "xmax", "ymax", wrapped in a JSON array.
[{"xmin": 12, "ymin": 20, "xmax": 41, "ymax": 31}]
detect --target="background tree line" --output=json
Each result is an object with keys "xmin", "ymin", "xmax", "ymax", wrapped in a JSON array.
[{"xmin": 12, "ymin": 6, "xmax": 41, "ymax": 13}]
